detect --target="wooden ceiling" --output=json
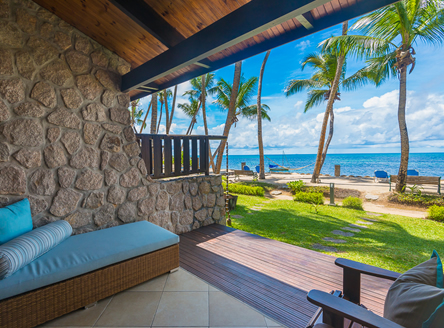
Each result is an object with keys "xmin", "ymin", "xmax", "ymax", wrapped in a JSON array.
[{"xmin": 34, "ymin": 0, "xmax": 399, "ymax": 100}]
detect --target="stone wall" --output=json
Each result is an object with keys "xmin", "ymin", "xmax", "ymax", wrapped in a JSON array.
[{"xmin": 0, "ymin": 0, "xmax": 225, "ymax": 235}]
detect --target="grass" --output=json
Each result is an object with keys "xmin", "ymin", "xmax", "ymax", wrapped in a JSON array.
[{"xmin": 229, "ymin": 194, "xmax": 444, "ymax": 273}]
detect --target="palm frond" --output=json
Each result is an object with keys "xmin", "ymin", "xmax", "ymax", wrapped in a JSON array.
[
  {"xmin": 238, "ymin": 104, "xmax": 271, "ymax": 121},
  {"xmin": 284, "ymin": 79, "xmax": 326, "ymax": 97},
  {"xmin": 305, "ymin": 89, "xmax": 328, "ymax": 113}
]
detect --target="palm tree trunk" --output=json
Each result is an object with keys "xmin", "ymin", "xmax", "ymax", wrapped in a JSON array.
[
  {"xmin": 150, "ymin": 93, "xmax": 157, "ymax": 134},
  {"xmin": 320, "ymin": 108, "xmax": 334, "ymax": 168},
  {"xmin": 167, "ymin": 85, "xmax": 177, "ymax": 134},
  {"xmin": 311, "ymin": 21, "xmax": 347, "ymax": 183},
  {"xmin": 139, "ymin": 101, "xmax": 152, "ymax": 133},
  {"xmin": 186, "ymin": 101, "xmax": 201, "ymax": 135},
  {"xmin": 157, "ymin": 103, "xmax": 163, "ymax": 133},
  {"xmin": 215, "ymin": 61, "xmax": 242, "ymax": 174},
  {"xmin": 165, "ymin": 92, "xmax": 170, "ymax": 134},
  {"xmin": 257, "ymin": 50, "xmax": 270, "ymax": 180},
  {"xmin": 201, "ymin": 74, "xmax": 215, "ymax": 171},
  {"xmin": 396, "ymin": 67, "xmax": 409, "ymax": 192}
]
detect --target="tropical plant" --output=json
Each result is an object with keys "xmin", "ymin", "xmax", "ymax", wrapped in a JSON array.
[
  {"xmin": 287, "ymin": 180, "xmax": 306, "ymax": 193},
  {"xmin": 178, "ymin": 97, "xmax": 200, "ymax": 135},
  {"xmin": 213, "ymin": 71, "xmax": 271, "ymax": 173},
  {"xmin": 257, "ymin": 50, "xmax": 271, "ymax": 179},
  {"xmin": 285, "ymin": 22, "xmax": 359, "ymax": 183},
  {"xmin": 166, "ymin": 85, "xmax": 178, "ymax": 134},
  {"xmin": 322, "ymin": 0, "xmax": 444, "ymax": 191},
  {"xmin": 222, "ymin": 182, "xmax": 265, "ymax": 196}
]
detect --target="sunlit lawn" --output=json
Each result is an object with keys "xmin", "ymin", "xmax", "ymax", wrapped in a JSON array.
[{"xmin": 230, "ymin": 194, "xmax": 444, "ymax": 273}]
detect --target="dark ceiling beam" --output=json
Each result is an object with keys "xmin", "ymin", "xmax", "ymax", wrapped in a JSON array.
[
  {"xmin": 108, "ymin": 0, "xmax": 185, "ymax": 48},
  {"xmin": 130, "ymin": 0, "xmax": 399, "ymax": 101},
  {"xmin": 122, "ymin": 0, "xmax": 334, "ymax": 92}
]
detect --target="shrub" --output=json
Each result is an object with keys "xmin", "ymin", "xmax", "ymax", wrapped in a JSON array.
[
  {"xmin": 222, "ymin": 183, "xmax": 265, "ymax": 196},
  {"xmin": 303, "ymin": 185, "xmax": 329, "ymax": 194},
  {"xmin": 287, "ymin": 180, "xmax": 305, "ymax": 193},
  {"xmin": 342, "ymin": 196, "xmax": 364, "ymax": 210},
  {"xmin": 388, "ymin": 193, "xmax": 444, "ymax": 208},
  {"xmin": 428, "ymin": 205, "xmax": 444, "ymax": 222},
  {"xmin": 293, "ymin": 192, "xmax": 324, "ymax": 205}
]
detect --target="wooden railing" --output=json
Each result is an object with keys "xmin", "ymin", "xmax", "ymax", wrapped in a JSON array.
[{"xmin": 136, "ymin": 134, "xmax": 227, "ymax": 179}]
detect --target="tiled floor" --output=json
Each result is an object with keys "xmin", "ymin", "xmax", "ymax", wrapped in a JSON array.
[{"xmin": 39, "ymin": 268, "xmax": 285, "ymax": 328}]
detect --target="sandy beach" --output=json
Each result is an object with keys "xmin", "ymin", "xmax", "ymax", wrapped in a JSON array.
[{"xmin": 230, "ymin": 172, "xmax": 442, "ymax": 218}]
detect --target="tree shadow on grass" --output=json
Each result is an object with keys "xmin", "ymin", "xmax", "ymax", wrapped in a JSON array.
[{"xmin": 230, "ymin": 202, "xmax": 444, "ymax": 272}]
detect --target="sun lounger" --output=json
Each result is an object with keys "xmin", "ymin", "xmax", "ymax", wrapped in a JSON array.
[
  {"xmin": 407, "ymin": 169, "xmax": 419, "ymax": 176},
  {"xmin": 374, "ymin": 170, "xmax": 389, "ymax": 183}
]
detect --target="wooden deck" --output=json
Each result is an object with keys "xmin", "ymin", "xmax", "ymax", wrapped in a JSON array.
[{"xmin": 179, "ymin": 224, "xmax": 392, "ymax": 328}]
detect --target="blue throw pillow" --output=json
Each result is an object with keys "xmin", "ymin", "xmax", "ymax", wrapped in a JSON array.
[
  {"xmin": 0, "ymin": 220, "xmax": 72, "ymax": 279},
  {"xmin": 0, "ymin": 199, "xmax": 33, "ymax": 245}
]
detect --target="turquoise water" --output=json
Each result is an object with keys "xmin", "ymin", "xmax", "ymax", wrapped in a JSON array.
[{"xmin": 222, "ymin": 153, "xmax": 444, "ymax": 177}]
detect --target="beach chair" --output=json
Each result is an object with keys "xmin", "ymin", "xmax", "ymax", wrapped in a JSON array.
[
  {"xmin": 374, "ymin": 170, "xmax": 389, "ymax": 183},
  {"xmin": 407, "ymin": 169, "xmax": 419, "ymax": 176},
  {"xmin": 255, "ymin": 165, "xmax": 260, "ymax": 173},
  {"xmin": 306, "ymin": 253, "xmax": 443, "ymax": 328},
  {"xmin": 234, "ymin": 166, "xmax": 257, "ymax": 181}
]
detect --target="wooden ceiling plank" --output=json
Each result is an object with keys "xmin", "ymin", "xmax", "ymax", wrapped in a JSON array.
[
  {"xmin": 130, "ymin": 0, "xmax": 399, "ymax": 100},
  {"xmin": 108, "ymin": 0, "xmax": 185, "ymax": 48},
  {"xmin": 122, "ymin": 0, "xmax": 334, "ymax": 91}
]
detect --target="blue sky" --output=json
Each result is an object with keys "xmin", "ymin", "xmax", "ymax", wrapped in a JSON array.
[{"xmin": 138, "ymin": 19, "xmax": 444, "ymax": 155}]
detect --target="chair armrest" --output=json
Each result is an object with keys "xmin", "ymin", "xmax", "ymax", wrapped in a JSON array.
[
  {"xmin": 335, "ymin": 258, "xmax": 401, "ymax": 281},
  {"xmin": 307, "ymin": 290, "xmax": 404, "ymax": 328}
]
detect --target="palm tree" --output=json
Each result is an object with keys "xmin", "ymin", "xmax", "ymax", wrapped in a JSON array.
[
  {"xmin": 150, "ymin": 92, "xmax": 157, "ymax": 134},
  {"xmin": 157, "ymin": 89, "xmax": 173, "ymax": 133},
  {"xmin": 322, "ymin": 0, "xmax": 444, "ymax": 191},
  {"xmin": 257, "ymin": 50, "xmax": 271, "ymax": 180},
  {"xmin": 166, "ymin": 85, "xmax": 178, "ymax": 134},
  {"xmin": 213, "ymin": 71, "xmax": 271, "ymax": 173},
  {"xmin": 183, "ymin": 73, "xmax": 216, "ymax": 135},
  {"xmin": 178, "ymin": 97, "xmax": 200, "ymax": 134},
  {"xmin": 285, "ymin": 22, "xmax": 370, "ymax": 183},
  {"xmin": 129, "ymin": 100, "xmax": 147, "ymax": 131}
]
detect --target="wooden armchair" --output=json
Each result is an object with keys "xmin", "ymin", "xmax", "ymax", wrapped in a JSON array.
[{"xmin": 306, "ymin": 258, "xmax": 404, "ymax": 328}]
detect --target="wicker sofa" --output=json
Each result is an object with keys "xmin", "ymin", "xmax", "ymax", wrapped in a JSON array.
[{"xmin": 0, "ymin": 221, "xmax": 180, "ymax": 328}]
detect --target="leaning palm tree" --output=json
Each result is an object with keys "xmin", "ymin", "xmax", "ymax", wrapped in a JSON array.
[
  {"xmin": 213, "ymin": 73, "xmax": 271, "ymax": 173},
  {"xmin": 286, "ymin": 22, "xmax": 370, "ymax": 183},
  {"xmin": 322, "ymin": 0, "xmax": 444, "ymax": 191}
]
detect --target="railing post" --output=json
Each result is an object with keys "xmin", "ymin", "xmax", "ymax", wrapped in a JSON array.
[{"xmin": 205, "ymin": 137, "xmax": 210, "ymax": 176}]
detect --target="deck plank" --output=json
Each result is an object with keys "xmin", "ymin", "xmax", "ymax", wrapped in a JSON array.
[{"xmin": 179, "ymin": 224, "xmax": 391, "ymax": 328}]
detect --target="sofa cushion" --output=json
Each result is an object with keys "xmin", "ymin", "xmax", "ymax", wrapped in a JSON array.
[
  {"xmin": 0, "ymin": 220, "xmax": 72, "ymax": 279},
  {"xmin": 0, "ymin": 221, "xmax": 179, "ymax": 300},
  {"xmin": 384, "ymin": 250, "xmax": 444, "ymax": 328},
  {"xmin": 0, "ymin": 199, "xmax": 33, "ymax": 245}
]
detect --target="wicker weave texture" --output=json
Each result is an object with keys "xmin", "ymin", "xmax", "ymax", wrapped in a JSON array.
[{"xmin": 0, "ymin": 244, "xmax": 179, "ymax": 328}]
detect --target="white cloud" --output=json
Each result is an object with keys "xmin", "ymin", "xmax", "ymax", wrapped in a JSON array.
[
  {"xmin": 214, "ymin": 90, "xmax": 444, "ymax": 154},
  {"xmin": 294, "ymin": 100, "xmax": 303, "ymax": 109},
  {"xmin": 295, "ymin": 40, "xmax": 311, "ymax": 51}
]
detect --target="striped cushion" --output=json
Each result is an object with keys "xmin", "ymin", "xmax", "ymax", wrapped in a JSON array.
[{"xmin": 0, "ymin": 220, "xmax": 72, "ymax": 279}]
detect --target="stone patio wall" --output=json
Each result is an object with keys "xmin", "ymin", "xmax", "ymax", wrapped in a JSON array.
[{"xmin": 0, "ymin": 0, "xmax": 225, "ymax": 235}]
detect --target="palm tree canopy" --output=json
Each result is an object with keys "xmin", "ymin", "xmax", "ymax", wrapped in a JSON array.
[
  {"xmin": 321, "ymin": 0, "xmax": 444, "ymax": 84},
  {"xmin": 159, "ymin": 89, "xmax": 173, "ymax": 103},
  {"xmin": 177, "ymin": 97, "xmax": 200, "ymax": 118},
  {"xmin": 183, "ymin": 73, "xmax": 216, "ymax": 101}
]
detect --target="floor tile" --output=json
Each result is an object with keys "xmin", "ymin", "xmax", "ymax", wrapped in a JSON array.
[
  {"xmin": 164, "ymin": 268, "xmax": 209, "ymax": 292},
  {"xmin": 95, "ymin": 291, "xmax": 161, "ymax": 327},
  {"xmin": 128, "ymin": 273, "xmax": 169, "ymax": 292},
  {"xmin": 264, "ymin": 317, "xmax": 282, "ymax": 327},
  {"xmin": 152, "ymin": 291, "xmax": 209, "ymax": 327},
  {"xmin": 209, "ymin": 292, "xmax": 267, "ymax": 327},
  {"xmin": 40, "ymin": 297, "xmax": 112, "ymax": 327}
]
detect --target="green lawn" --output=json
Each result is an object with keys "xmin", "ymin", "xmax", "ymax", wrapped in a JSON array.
[{"xmin": 229, "ymin": 194, "xmax": 444, "ymax": 273}]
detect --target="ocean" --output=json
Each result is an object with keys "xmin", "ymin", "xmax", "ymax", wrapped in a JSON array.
[{"xmin": 222, "ymin": 153, "xmax": 444, "ymax": 177}]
